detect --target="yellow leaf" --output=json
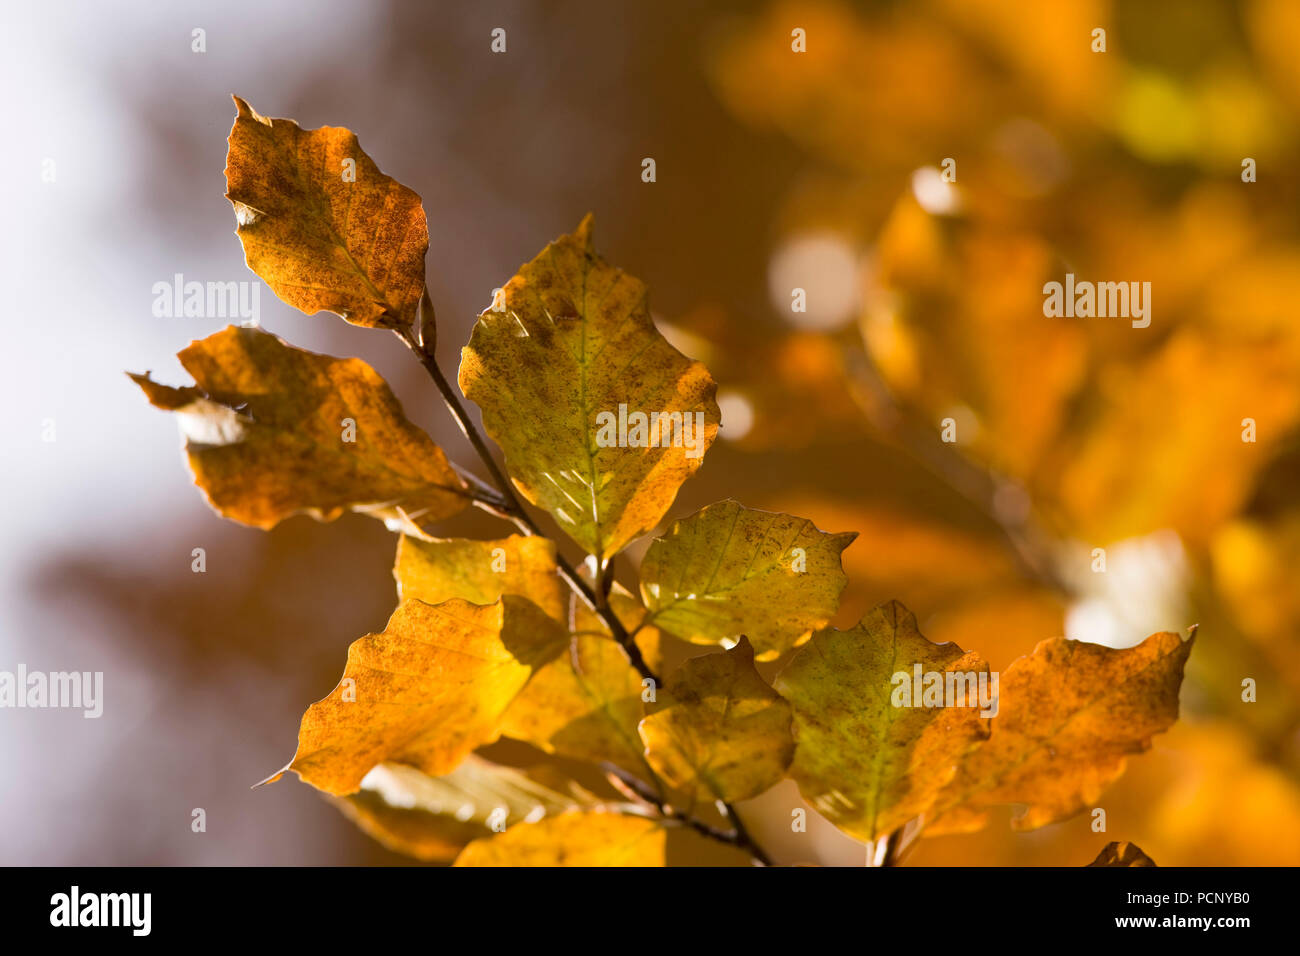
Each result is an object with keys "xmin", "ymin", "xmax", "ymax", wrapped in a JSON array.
[
  {"xmin": 395, "ymin": 534, "xmax": 568, "ymax": 622},
  {"xmin": 774, "ymin": 601, "xmax": 990, "ymax": 842},
  {"xmin": 224, "ymin": 96, "xmax": 428, "ymax": 330},
  {"xmin": 458, "ymin": 215, "xmax": 720, "ymax": 559},
  {"xmin": 639, "ymin": 500, "xmax": 855, "ymax": 660},
  {"xmin": 131, "ymin": 326, "xmax": 468, "ymax": 533},
  {"xmin": 501, "ymin": 591, "xmax": 661, "ymax": 777},
  {"xmin": 276, "ymin": 597, "xmax": 566, "ymax": 795},
  {"xmin": 927, "ymin": 629, "xmax": 1194, "ymax": 834},
  {"xmin": 333, "ymin": 757, "xmax": 579, "ymax": 863},
  {"xmin": 1086, "ymin": 841, "xmax": 1157, "ymax": 867},
  {"xmin": 639, "ymin": 637, "xmax": 793, "ymax": 804},
  {"xmin": 453, "ymin": 810, "xmax": 665, "ymax": 866}
]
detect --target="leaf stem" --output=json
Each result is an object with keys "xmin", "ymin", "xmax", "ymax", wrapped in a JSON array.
[{"xmin": 604, "ymin": 764, "xmax": 773, "ymax": 866}]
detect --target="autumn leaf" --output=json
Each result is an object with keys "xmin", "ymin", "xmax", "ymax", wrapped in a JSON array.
[
  {"xmin": 639, "ymin": 637, "xmax": 793, "ymax": 804},
  {"xmin": 273, "ymin": 597, "xmax": 566, "ymax": 796},
  {"xmin": 225, "ymin": 96, "xmax": 428, "ymax": 330},
  {"xmin": 454, "ymin": 811, "xmax": 665, "ymax": 867},
  {"xmin": 395, "ymin": 533, "xmax": 567, "ymax": 622},
  {"xmin": 927, "ymin": 629, "xmax": 1195, "ymax": 834},
  {"xmin": 334, "ymin": 757, "xmax": 580, "ymax": 863},
  {"xmin": 131, "ymin": 325, "xmax": 468, "ymax": 534},
  {"xmin": 774, "ymin": 601, "xmax": 990, "ymax": 842},
  {"xmin": 393, "ymin": 532, "xmax": 657, "ymax": 776},
  {"xmin": 639, "ymin": 500, "xmax": 855, "ymax": 660},
  {"xmin": 459, "ymin": 215, "xmax": 720, "ymax": 559},
  {"xmin": 501, "ymin": 591, "xmax": 661, "ymax": 777},
  {"xmin": 1087, "ymin": 841, "xmax": 1157, "ymax": 867}
]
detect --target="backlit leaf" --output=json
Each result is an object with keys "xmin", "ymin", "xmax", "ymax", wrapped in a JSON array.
[
  {"xmin": 774, "ymin": 601, "xmax": 990, "ymax": 842},
  {"xmin": 225, "ymin": 96, "xmax": 428, "ymax": 330},
  {"xmin": 459, "ymin": 215, "xmax": 720, "ymax": 559},
  {"xmin": 453, "ymin": 810, "xmax": 665, "ymax": 867},
  {"xmin": 639, "ymin": 499, "xmax": 856, "ymax": 660},
  {"xmin": 927, "ymin": 629, "xmax": 1195, "ymax": 834},
  {"xmin": 333, "ymin": 757, "xmax": 580, "ymax": 863},
  {"xmin": 639, "ymin": 637, "xmax": 793, "ymax": 804},
  {"xmin": 131, "ymin": 325, "xmax": 468, "ymax": 534},
  {"xmin": 274, "ymin": 597, "xmax": 566, "ymax": 795},
  {"xmin": 395, "ymin": 533, "xmax": 567, "ymax": 622}
]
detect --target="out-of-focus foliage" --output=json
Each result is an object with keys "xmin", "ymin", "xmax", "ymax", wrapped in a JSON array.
[{"xmin": 703, "ymin": 0, "xmax": 1300, "ymax": 865}]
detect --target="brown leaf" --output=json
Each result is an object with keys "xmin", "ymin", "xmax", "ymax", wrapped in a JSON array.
[
  {"xmin": 927, "ymin": 629, "xmax": 1195, "ymax": 834},
  {"xmin": 459, "ymin": 215, "xmax": 720, "ymax": 559},
  {"xmin": 639, "ymin": 637, "xmax": 793, "ymax": 804},
  {"xmin": 131, "ymin": 326, "xmax": 468, "ymax": 534},
  {"xmin": 774, "ymin": 601, "xmax": 990, "ymax": 841},
  {"xmin": 453, "ymin": 810, "xmax": 665, "ymax": 866},
  {"xmin": 225, "ymin": 96, "xmax": 427, "ymax": 330},
  {"xmin": 1087, "ymin": 841, "xmax": 1157, "ymax": 867},
  {"xmin": 274, "ymin": 597, "xmax": 566, "ymax": 796}
]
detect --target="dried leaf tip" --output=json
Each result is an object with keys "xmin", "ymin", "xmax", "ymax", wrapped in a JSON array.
[{"xmin": 230, "ymin": 94, "xmax": 268, "ymax": 125}]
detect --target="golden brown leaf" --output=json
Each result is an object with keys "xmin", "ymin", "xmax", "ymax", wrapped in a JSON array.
[
  {"xmin": 275, "ymin": 597, "xmax": 566, "ymax": 796},
  {"xmin": 225, "ymin": 96, "xmax": 428, "ymax": 330},
  {"xmin": 393, "ymin": 532, "xmax": 657, "ymax": 776},
  {"xmin": 395, "ymin": 534, "xmax": 567, "ymax": 622},
  {"xmin": 458, "ymin": 215, "xmax": 720, "ymax": 559},
  {"xmin": 927, "ymin": 629, "xmax": 1195, "ymax": 834},
  {"xmin": 453, "ymin": 810, "xmax": 665, "ymax": 867},
  {"xmin": 131, "ymin": 326, "xmax": 468, "ymax": 534},
  {"xmin": 774, "ymin": 601, "xmax": 990, "ymax": 842},
  {"xmin": 334, "ymin": 757, "xmax": 579, "ymax": 863},
  {"xmin": 639, "ymin": 500, "xmax": 855, "ymax": 660},
  {"xmin": 639, "ymin": 637, "xmax": 793, "ymax": 804},
  {"xmin": 1087, "ymin": 841, "xmax": 1157, "ymax": 867},
  {"xmin": 501, "ymin": 591, "xmax": 661, "ymax": 777}
]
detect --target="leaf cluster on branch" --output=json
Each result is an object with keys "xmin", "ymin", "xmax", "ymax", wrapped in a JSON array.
[{"xmin": 131, "ymin": 98, "xmax": 1194, "ymax": 866}]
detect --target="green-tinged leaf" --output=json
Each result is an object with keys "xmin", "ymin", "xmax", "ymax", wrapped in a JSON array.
[
  {"xmin": 927, "ymin": 629, "xmax": 1195, "ymax": 834},
  {"xmin": 639, "ymin": 637, "xmax": 793, "ymax": 804},
  {"xmin": 395, "ymin": 534, "xmax": 567, "ymax": 622},
  {"xmin": 459, "ymin": 215, "xmax": 720, "ymax": 559},
  {"xmin": 454, "ymin": 810, "xmax": 665, "ymax": 866},
  {"xmin": 225, "ymin": 96, "xmax": 428, "ymax": 330},
  {"xmin": 640, "ymin": 499, "xmax": 856, "ymax": 660},
  {"xmin": 271, "ymin": 597, "xmax": 566, "ymax": 796},
  {"xmin": 333, "ymin": 758, "xmax": 582, "ymax": 862},
  {"xmin": 131, "ymin": 326, "xmax": 468, "ymax": 534},
  {"xmin": 774, "ymin": 601, "xmax": 990, "ymax": 842}
]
